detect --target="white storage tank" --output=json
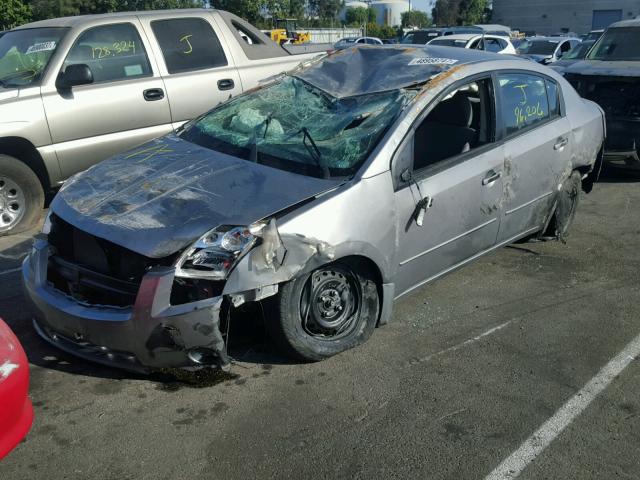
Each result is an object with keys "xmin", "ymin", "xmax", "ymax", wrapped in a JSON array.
[{"xmin": 371, "ymin": 0, "xmax": 410, "ymax": 27}]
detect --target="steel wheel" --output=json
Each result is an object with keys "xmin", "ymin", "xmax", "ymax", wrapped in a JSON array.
[
  {"xmin": 300, "ymin": 266, "xmax": 361, "ymax": 340},
  {"xmin": 0, "ymin": 176, "xmax": 26, "ymax": 232}
]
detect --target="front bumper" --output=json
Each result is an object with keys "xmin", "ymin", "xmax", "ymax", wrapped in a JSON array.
[{"xmin": 23, "ymin": 239, "xmax": 229, "ymax": 373}]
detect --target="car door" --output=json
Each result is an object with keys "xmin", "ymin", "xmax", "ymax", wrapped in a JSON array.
[
  {"xmin": 393, "ymin": 76, "xmax": 505, "ymax": 296},
  {"xmin": 42, "ymin": 20, "xmax": 173, "ymax": 178},
  {"xmin": 140, "ymin": 14, "xmax": 242, "ymax": 128},
  {"xmin": 495, "ymin": 72, "xmax": 572, "ymax": 243}
]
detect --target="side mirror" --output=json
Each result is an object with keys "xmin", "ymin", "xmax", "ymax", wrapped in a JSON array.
[{"xmin": 56, "ymin": 64, "xmax": 93, "ymax": 90}]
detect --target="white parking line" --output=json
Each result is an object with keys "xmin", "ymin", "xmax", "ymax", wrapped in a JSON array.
[
  {"xmin": 0, "ymin": 267, "xmax": 21, "ymax": 277},
  {"xmin": 406, "ymin": 321, "xmax": 512, "ymax": 367},
  {"xmin": 485, "ymin": 331, "xmax": 640, "ymax": 480}
]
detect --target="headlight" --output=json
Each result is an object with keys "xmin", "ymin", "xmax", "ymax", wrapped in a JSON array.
[{"xmin": 175, "ymin": 224, "xmax": 263, "ymax": 279}]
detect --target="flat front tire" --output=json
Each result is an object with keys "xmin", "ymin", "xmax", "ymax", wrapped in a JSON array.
[
  {"xmin": 266, "ymin": 260, "xmax": 380, "ymax": 361},
  {"xmin": 0, "ymin": 155, "xmax": 44, "ymax": 236}
]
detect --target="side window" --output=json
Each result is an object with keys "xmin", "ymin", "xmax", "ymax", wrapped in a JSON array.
[
  {"xmin": 151, "ymin": 18, "xmax": 227, "ymax": 74},
  {"xmin": 469, "ymin": 38, "xmax": 480, "ymax": 49},
  {"xmin": 413, "ymin": 78, "xmax": 494, "ymax": 172},
  {"xmin": 497, "ymin": 73, "xmax": 549, "ymax": 136},
  {"xmin": 63, "ymin": 23, "xmax": 152, "ymax": 83},
  {"xmin": 546, "ymin": 79, "xmax": 560, "ymax": 118}
]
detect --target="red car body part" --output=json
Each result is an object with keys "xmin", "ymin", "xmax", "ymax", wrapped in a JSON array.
[{"xmin": 0, "ymin": 318, "xmax": 34, "ymax": 460}]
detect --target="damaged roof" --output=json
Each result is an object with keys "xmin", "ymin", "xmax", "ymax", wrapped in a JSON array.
[{"xmin": 294, "ymin": 45, "xmax": 513, "ymax": 98}]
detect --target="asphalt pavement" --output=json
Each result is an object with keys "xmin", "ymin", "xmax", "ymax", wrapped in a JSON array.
[{"xmin": 0, "ymin": 168, "xmax": 639, "ymax": 479}]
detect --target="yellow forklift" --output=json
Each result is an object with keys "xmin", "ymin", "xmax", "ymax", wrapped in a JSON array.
[{"xmin": 270, "ymin": 18, "xmax": 311, "ymax": 45}]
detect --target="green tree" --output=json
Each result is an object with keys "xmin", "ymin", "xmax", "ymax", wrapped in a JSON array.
[
  {"xmin": 432, "ymin": 0, "xmax": 460, "ymax": 26},
  {"xmin": 308, "ymin": 0, "xmax": 343, "ymax": 21},
  {"xmin": 458, "ymin": 0, "xmax": 487, "ymax": 24},
  {"xmin": 214, "ymin": 0, "xmax": 263, "ymax": 23},
  {"xmin": 345, "ymin": 6, "xmax": 375, "ymax": 26},
  {"xmin": 0, "ymin": 0, "xmax": 32, "ymax": 29},
  {"xmin": 401, "ymin": 10, "xmax": 430, "ymax": 28}
]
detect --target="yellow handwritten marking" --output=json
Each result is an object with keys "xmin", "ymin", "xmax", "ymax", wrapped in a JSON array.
[
  {"xmin": 180, "ymin": 35, "xmax": 193, "ymax": 54},
  {"xmin": 514, "ymin": 84, "xmax": 528, "ymax": 105},
  {"xmin": 514, "ymin": 102, "xmax": 546, "ymax": 126},
  {"xmin": 125, "ymin": 144, "xmax": 173, "ymax": 162}
]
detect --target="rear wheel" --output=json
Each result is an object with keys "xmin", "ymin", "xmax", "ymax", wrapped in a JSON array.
[
  {"xmin": 0, "ymin": 155, "xmax": 44, "ymax": 236},
  {"xmin": 545, "ymin": 170, "xmax": 582, "ymax": 242},
  {"xmin": 266, "ymin": 260, "xmax": 379, "ymax": 361}
]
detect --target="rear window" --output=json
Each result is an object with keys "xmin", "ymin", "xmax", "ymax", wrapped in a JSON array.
[{"xmin": 151, "ymin": 18, "xmax": 227, "ymax": 74}]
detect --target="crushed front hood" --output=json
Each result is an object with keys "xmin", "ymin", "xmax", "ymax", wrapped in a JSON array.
[
  {"xmin": 563, "ymin": 60, "xmax": 640, "ymax": 77},
  {"xmin": 52, "ymin": 135, "xmax": 342, "ymax": 258}
]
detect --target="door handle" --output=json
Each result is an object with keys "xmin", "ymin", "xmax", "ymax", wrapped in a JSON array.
[
  {"xmin": 143, "ymin": 88, "xmax": 164, "ymax": 101},
  {"xmin": 554, "ymin": 137, "xmax": 569, "ymax": 150},
  {"xmin": 217, "ymin": 79, "xmax": 235, "ymax": 91},
  {"xmin": 482, "ymin": 170, "xmax": 502, "ymax": 186}
]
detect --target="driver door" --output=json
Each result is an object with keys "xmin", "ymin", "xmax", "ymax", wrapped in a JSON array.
[{"xmin": 393, "ymin": 77, "xmax": 505, "ymax": 296}]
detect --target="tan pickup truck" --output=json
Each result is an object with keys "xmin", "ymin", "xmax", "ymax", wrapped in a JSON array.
[{"xmin": 0, "ymin": 9, "xmax": 320, "ymax": 235}]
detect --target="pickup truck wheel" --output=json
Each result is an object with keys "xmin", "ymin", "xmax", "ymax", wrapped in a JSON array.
[
  {"xmin": 0, "ymin": 155, "xmax": 44, "ymax": 236},
  {"xmin": 266, "ymin": 261, "xmax": 379, "ymax": 361}
]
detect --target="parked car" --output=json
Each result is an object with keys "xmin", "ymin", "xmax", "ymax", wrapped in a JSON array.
[
  {"xmin": 516, "ymin": 36, "xmax": 581, "ymax": 64},
  {"xmin": 401, "ymin": 26, "xmax": 482, "ymax": 44},
  {"xmin": 333, "ymin": 36, "xmax": 383, "ymax": 50},
  {"xmin": 0, "ymin": 318, "xmax": 33, "ymax": 460},
  {"xmin": 563, "ymin": 19, "xmax": 640, "ymax": 168},
  {"xmin": 0, "ymin": 9, "xmax": 321, "ymax": 236},
  {"xmin": 427, "ymin": 34, "xmax": 516, "ymax": 54},
  {"xmin": 550, "ymin": 40, "xmax": 596, "ymax": 73},
  {"xmin": 401, "ymin": 29, "xmax": 443, "ymax": 44},
  {"xmin": 24, "ymin": 46, "xmax": 604, "ymax": 373}
]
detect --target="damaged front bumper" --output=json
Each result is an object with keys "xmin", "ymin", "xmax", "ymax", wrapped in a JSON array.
[{"xmin": 23, "ymin": 239, "xmax": 230, "ymax": 374}]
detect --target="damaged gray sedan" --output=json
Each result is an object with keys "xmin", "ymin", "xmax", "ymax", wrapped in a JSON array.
[{"xmin": 23, "ymin": 46, "xmax": 604, "ymax": 373}]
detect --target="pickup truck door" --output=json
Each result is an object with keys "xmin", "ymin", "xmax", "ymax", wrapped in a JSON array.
[
  {"xmin": 139, "ymin": 14, "xmax": 242, "ymax": 128},
  {"xmin": 41, "ymin": 19, "xmax": 173, "ymax": 179}
]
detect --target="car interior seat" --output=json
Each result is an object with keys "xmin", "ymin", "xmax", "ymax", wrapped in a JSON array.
[{"xmin": 413, "ymin": 93, "xmax": 477, "ymax": 170}]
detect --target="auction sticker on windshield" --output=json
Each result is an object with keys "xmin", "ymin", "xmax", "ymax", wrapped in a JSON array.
[
  {"xmin": 409, "ymin": 57, "xmax": 459, "ymax": 66},
  {"xmin": 26, "ymin": 42, "xmax": 56, "ymax": 54}
]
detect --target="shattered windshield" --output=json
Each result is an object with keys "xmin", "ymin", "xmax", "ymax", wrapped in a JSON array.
[
  {"xmin": 180, "ymin": 76, "xmax": 414, "ymax": 179},
  {"xmin": 0, "ymin": 28, "xmax": 67, "ymax": 88},
  {"xmin": 517, "ymin": 40, "xmax": 558, "ymax": 55},
  {"xmin": 586, "ymin": 27, "xmax": 640, "ymax": 61}
]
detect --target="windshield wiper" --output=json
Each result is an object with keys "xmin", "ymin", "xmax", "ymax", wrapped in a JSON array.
[
  {"xmin": 248, "ymin": 113, "xmax": 273, "ymax": 163},
  {"xmin": 299, "ymin": 127, "xmax": 330, "ymax": 179}
]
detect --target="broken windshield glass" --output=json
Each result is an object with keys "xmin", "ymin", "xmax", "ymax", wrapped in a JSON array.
[
  {"xmin": 0, "ymin": 28, "xmax": 67, "ymax": 88},
  {"xmin": 180, "ymin": 76, "xmax": 415, "ymax": 179}
]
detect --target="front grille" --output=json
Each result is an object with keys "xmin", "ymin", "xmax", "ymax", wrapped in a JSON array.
[{"xmin": 47, "ymin": 214, "xmax": 175, "ymax": 307}]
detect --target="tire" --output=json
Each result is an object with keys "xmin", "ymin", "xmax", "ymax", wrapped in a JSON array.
[
  {"xmin": 266, "ymin": 260, "xmax": 380, "ymax": 362},
  {"xmin": 0, "ymin": 155, "xmax": 45, "ymax": 236},
  {"xmin": 547, "ymin": 170, "xmax": 581, "ymax": 242}
]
